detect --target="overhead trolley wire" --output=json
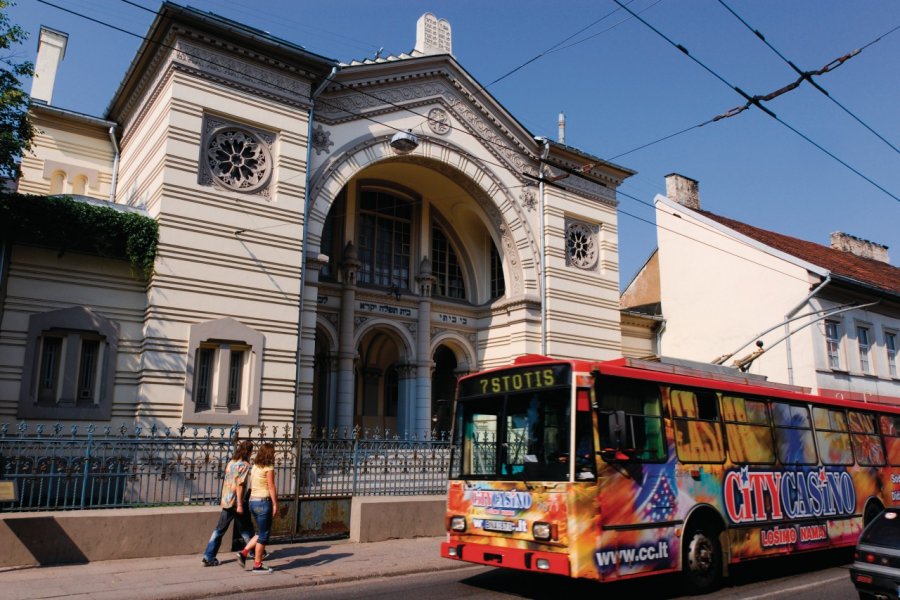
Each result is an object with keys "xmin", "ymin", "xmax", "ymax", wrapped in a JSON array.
[
  {"xmin": 612, "ymin": 0, "xmax": 900, "ymax": 204},
  {"xmin": 717, "ymin": 0, "xmax": 900, "ymax": 156}
]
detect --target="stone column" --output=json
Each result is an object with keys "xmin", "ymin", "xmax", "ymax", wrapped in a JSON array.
[
  {"xmin": 415, "ymin": 257, "xmax": 436, "ymax": 436},
  {"xmin": 336, "ymin": 242, "xmax": 360, "ymax": 432},
  {"xmin": 396, "ymin": 362, "xmax": 416, "ymax": 436},
  {"xmin": 326, "ymin": 353, "xmax": 338, "ymax": 433}
]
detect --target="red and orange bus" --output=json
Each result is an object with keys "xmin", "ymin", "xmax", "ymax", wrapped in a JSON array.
[{"xmin": 441, "ymin": 355, "xmax": 900, "ymax": 591}]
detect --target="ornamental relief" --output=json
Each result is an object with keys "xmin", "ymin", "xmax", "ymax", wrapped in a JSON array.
[
  {"xmin": 446, "ymin": 97, "xmax": 533, "ymax": 177},
  {"xmin": 427, "ymin": 108, "xmax": 451, "ymax": 135},
  {"xmin": 311, "ymin": 124, "xmax": 334, "ymax": 155},
  {"xmin": 175, "ymin": 40, "xmax": 311, "ymax": 102},
  {"xmin": 556, "ymin": 173, "xmax": 617, "ymax": 207},
  {"xmin": 520, "ymin": 187, "xmax": 537, "ymax": 212},
  {"xmin": 317, "ymin": 81, "xmax": 451, "ymax": 119}
]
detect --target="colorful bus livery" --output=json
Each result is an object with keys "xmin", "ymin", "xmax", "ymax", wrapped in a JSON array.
[{"xmin": 441, "ymin": 356, "xmax": 900, "ymax": 592}]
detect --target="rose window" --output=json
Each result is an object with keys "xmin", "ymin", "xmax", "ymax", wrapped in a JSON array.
[
  {"xmin": 205, "ymin": 128, "xmax": 271, "ymax": 193},
  {"xmin": 566, "ymin": 222, "xmax": 597, "ymax": 269}
]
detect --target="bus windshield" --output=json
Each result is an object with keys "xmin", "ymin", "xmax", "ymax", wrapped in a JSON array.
[{"xmin": 453, "ymin": 388, "xmax": 571, "ymax": 481}]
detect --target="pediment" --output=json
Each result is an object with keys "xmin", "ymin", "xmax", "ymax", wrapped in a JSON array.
[{"xmin": 317, "ymin": 55, "xmax": 540, "ymax": 182}]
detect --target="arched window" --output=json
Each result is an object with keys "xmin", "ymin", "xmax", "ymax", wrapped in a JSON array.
[
  {"xmin": 357, "ymin": 188, "xmax": 412, "ymax": 289},
  {"xmin": 432, "ymin": 224, "xmax": 465, "ymax": 300},
  {"xmin": 49, "ymin": 170, "xmax": 66, "ymax": 195},
  {"xmin": 72, "ymin": 175, "xmax": 88, "ymax": 195},
  {"xmin": 490, "ymin": 241, "xmax": 505, "ymax": 300}
]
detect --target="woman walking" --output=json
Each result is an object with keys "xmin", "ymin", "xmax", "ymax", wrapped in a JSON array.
[
  {"xmin": 237, "ymin": 442, "xmax": 277, "ymax": 573},
  {"xmin": 202, "ymin": 440, "xmax": 254, "ymax": 566}
]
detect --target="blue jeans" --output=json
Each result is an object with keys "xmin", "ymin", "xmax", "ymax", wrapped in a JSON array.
[
  {"xmin": 203, "ymin": 507, "xmax": 253, "ymax": 562},
  {"xmin": 249, "ymin": 499, "xmax": 273, "ymax": 544}
]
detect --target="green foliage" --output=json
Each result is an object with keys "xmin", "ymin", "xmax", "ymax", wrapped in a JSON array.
[
  {"xmin": 0, "ymin": 1, "xmax": 34, "ymax": 180},
  {"xmin": 0, "ymin": 193, "xmax": 159, "ymax": 278}
]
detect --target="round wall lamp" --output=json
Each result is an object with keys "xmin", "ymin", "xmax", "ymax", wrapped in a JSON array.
[{"xmin": 390, "ymin": 130, "xmax": 419, "ymax": 153}]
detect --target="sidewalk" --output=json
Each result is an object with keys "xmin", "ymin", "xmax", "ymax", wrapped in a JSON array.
[{"xmin": 0, "ymin": 536, "xmax": 472, "ymax": 600}]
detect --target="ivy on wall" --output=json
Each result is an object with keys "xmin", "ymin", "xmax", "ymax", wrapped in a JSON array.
[{"xmin": 0, "ymin": 193, "xmax": 158, "ymax": 278}]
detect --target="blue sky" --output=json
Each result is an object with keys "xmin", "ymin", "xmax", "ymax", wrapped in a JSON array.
[{"xmin": 10, "ymin": 0, "xmax": 900, "ymax": 287}]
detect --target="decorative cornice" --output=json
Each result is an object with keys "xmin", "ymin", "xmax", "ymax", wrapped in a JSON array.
[{"xmin": 174, "ymin": 39, "xmax": 312, "ymax": 103}]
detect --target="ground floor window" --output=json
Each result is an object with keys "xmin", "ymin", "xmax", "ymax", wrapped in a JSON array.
[{"xmin": 19, "ymin": 306, "xmax": 118, "ymax": 420}]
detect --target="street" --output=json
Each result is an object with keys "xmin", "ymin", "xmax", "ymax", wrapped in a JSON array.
[{"xmin": 216, "ymin": 549, "xmax": 857, "ymax": 600}]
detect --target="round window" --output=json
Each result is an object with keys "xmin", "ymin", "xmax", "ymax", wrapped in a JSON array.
[
  {"xmin": 566, "ymin": 222, "xmax": 597, "ymax": 269},
  {"xmin": 205, "ymin": 127, "xmax": 272, "ymax": 193}
]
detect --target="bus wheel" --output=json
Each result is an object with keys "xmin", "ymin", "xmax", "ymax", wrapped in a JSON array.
[
  {"xmin": 863, "ymin": 501, "xmax": 883, "ymax": 526},
  {"xmin": 683, "ymin": 524, "xmax": 722, "ymax": 593}
]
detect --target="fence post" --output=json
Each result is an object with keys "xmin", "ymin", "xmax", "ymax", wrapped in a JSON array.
[
  {"xmin": 291, "ymin": 434, "xmax": 302, "ymax": 543},
  {"xmin": 79, "ymin": 431, "xmax": 92, "ymax": 510},
  {"xmin": 351, "ymin": 434, "xmax": 359, "ymax": 495}
]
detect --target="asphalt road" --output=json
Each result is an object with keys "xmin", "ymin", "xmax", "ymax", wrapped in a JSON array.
[{"xmin": 216, "ymin": 548, "xmax": 858, "ymax": 600}]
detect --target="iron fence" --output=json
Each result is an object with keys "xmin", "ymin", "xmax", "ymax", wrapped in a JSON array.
[{"xmin": 0, "ymin": 422, "xmax": 453, "ymax": 513}]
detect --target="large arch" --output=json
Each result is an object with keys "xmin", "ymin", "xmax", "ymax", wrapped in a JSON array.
[{"xmin": 307, "ymin": 133, "xmax": 538, "ymax": 297}]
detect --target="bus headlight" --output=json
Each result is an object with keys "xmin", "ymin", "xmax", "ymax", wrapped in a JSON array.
[
  {"xmin": 533, "ymin": 521, "xmax": 551, "ymax": 541},
  {"xmin": 450, "ymin": 516, "xmax": 467, "ymax": 532}
]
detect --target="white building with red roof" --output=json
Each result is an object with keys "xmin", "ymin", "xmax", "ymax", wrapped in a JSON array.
[{"xmin": 622, "ymin": 173, "xmax": 900, "ymax": 405}]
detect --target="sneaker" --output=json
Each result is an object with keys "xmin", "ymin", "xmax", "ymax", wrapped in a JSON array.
[
  {"xmin": 236, "ymin": 552, "xmax": 246, "ymax": 568},
  {"xmin": 251, "ymin": 564, "xmax": 273, "ymax": 574},
  {"xmin": 202, "ymin": 558, "xmax": 220, "ymax": 567}
]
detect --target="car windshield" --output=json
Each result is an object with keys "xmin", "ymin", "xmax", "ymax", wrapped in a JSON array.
[{"xmin": 860, "ymin": 510, "xmax": 900, "ymax": 546}]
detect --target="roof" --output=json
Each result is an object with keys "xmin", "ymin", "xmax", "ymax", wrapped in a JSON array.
[{"xmin": 696, "ymin": 208, "xmax": 899, "ymax": 297}]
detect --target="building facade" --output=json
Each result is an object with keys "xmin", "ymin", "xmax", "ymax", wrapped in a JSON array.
[{"xmin": 3, "ymin": 5, "xmax": 634, "ymax": 435}]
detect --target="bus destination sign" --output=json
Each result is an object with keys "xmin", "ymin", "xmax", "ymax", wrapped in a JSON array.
[{"xmin": 458, "ymin": 363, "xmax": 571, "ymax": 399}]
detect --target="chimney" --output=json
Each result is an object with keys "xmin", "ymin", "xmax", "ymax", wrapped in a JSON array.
[
  {"xmin": 665, "ymin": 173, "xmax": 700, "ymax": 210},
  {"xmin": 414, "ymin": 13, "xmax": 452, "ymax": 56},
  {"xmin": 558, "ymin": 112, "xmax": 566, "ymax": 145},
  {"xmin": 830, "ymin": 232, "xmax": 890, "ymax": 263},
  {"xmin": 30, "ymin": 26, "xmax": 68, "ymax": 104}
]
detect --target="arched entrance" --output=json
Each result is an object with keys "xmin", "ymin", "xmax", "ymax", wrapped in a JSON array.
[
  {"xmin": 311, "ymin": 327, "xmax": 336, "ymax": 434},
  {"xmin": 356, "ymin": 327, "xmax": 408, "ymax": 433},
  {"xmin": 431, "ymin": 345, "xmax": 457, "ymax": 435}
]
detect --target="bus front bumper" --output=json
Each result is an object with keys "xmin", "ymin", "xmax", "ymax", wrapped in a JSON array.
[{"xmin": 441, "ymin": 541, "xmax": 570, "ymax": 576}]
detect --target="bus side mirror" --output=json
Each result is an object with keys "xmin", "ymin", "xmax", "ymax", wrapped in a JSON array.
[{"xmin": 608, "ymin": 410, "xmax": 626, "ymax": 448}]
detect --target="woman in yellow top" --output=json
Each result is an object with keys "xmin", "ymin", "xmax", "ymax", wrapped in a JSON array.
[{"xmin": 236, "ymin": 442, "xmax": 277, "ymax": 573}]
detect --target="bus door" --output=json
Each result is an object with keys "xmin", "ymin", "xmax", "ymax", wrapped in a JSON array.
[{"xmin": 593, "ymin": 375, "xmax": 676, "ymax": 578}]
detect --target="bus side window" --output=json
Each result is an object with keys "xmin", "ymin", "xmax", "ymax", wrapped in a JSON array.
[
  {"xmin": 772, "ymin": 402, "xmax": 818, "ymax": 465},
  {"xmin": 669, "ymin": 387, "xmax": 725, "ymax": 463},
  {"xmin": 879, "ymin": 415, "xmax": 900, "ymax": 466},
  {"xmin": 720, "ymin": 394, "xmax": 775, "ymax": 464},
  {"xmin": 812, "ymin": 407, "xmax": 853, "ymax": 466},
  {"xmin": 595, "ymin": 376, "xmax": 666, "ymax": 462},
  {"xmin": 849, "ymin": 411, "xmax": 885, "ymax": 466}
]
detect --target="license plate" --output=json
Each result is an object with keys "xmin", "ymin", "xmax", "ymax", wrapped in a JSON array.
[{"xmin": 483, "ymin": 519, "xmax": 516, "ymax": 532}]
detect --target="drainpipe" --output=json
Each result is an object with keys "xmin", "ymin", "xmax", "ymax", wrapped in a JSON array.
[
  {"xmin": 784, "ymin": 275, "xmax": 831, "ymax": 385},
  {"xmin": 108, "ymin": 126, "xmax": 119, "ymax": 202},
  {"xmin": 294, "ymin": 66, "xmax": 339, "ymax": 435},
  {"xmin": 536, "ymin": 137, "xmax": 551, "ymax": 356}
]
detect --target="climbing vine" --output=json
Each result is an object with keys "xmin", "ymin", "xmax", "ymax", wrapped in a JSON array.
[{"xmin": 0, "ymin": 193, "xmax": 158, "ymax": 278}]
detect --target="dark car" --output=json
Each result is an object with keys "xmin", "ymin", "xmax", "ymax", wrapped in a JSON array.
[{"xmin": 851, "ymin": 509, "xmax": 900, "ymax": 600}]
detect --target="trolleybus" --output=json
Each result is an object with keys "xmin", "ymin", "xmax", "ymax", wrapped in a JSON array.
[{"xmin": 441, "ymin": 355, "xmax": 900, "ymax": 592}]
